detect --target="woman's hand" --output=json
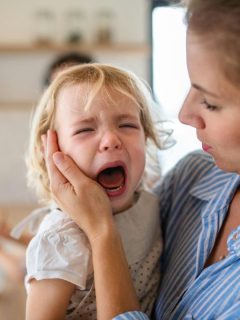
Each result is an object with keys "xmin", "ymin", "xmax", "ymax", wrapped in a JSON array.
[
  {"xmin": 43, "ymin": 130, "xmax": 113, "ymax": 243},
  {"xmin": 43, "ymin": 130, "xmax": 140, "ymax": 319}
]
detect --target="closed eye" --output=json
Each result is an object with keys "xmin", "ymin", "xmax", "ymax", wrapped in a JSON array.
[
  {"xmin": 73, "ymin": 128, "xmax": 95, "ymax": 135},
  {"xmin": 119, "ymin": 123, "xmax": 140, "ymax": 129},
  {"xmin": 201, "ymin": 99, "xmax": 219, "ymax": 111}
]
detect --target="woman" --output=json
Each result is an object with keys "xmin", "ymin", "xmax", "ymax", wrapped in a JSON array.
[{"xmin": 43, "ymin": 0, "xmax": 240, "ymax": 319}]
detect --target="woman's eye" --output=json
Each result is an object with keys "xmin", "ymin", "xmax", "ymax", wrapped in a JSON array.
[{"xmin": 201, "ymin": 99, "xmax": 218, "ymax": 111}]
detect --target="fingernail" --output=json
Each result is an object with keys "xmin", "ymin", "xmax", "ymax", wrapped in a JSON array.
[{"xmin": 53, "ymin": 152, "xmax": 64, "ymax": 164}]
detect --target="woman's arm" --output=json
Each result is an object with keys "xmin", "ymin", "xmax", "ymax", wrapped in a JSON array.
[
  {"xmin": 90, "ymin": 226, "xmax": 140, "ymax": 318},
  {"xmin": 26, "ymin": 279, "xmax": 75, "ymax": 320},
  {"xmin": 44, "ymin": 130, "xmax": 140, "ymax": 319}
]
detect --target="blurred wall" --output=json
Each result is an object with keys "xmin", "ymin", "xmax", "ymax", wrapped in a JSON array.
[{"xmin": 0, "ymin": 0, "xmax": 149, "ymax": 45}]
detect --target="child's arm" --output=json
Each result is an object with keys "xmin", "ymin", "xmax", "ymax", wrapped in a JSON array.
[{"xmin": 26, "ymin": 278, "xmax": 75, "ymax": 320}]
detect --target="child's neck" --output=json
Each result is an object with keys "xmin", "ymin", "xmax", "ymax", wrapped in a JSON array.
[{"xmin": 113, "ymin": 191, "xmax": 140, "ymax": 215}]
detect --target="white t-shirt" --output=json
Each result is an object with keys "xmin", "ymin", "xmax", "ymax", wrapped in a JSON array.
[{"xmin": 14, "ymin": 190, "xmax": 162, "ymax": 319}]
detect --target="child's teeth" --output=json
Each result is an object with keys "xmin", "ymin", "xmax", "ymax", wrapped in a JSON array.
[{"xmin": 106, "ymin": 185, "xmax": 123, "ymax": 192}]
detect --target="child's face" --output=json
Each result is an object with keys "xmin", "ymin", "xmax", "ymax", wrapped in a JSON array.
[{"xmin": 55, "ymin": 83, "xmax": 146, "ymax": 213}]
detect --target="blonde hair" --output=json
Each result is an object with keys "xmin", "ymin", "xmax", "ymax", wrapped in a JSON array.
[{"xmin": 26, "ymin": 63, "xmax": 160, "ymax": 203}]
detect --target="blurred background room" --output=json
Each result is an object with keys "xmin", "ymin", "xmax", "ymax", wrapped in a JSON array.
[{"xmin": 0, "ymin": 0, "xmax": 200, "ymax": 318}]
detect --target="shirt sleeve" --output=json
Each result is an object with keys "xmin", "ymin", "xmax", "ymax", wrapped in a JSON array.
[
  {"xmin": 25, "ymin": 223, "xmax": 92, "ymax": 289},
  {"xmin": 112, "ymin": 311, "xmax": 149, "ymax": 320}
]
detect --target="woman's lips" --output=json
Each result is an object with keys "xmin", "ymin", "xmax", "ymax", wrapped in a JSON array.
[{"xmin": 202, "ymin": 143, "xmax": 212, "ymax": 152}]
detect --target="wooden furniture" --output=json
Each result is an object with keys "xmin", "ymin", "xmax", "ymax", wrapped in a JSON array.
[{"xmin": 0, "ymin": 205, "xmax": 37, "ymax": 320}]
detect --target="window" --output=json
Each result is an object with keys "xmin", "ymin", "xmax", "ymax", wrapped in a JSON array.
[{"xmin": 151, "ymin": 0, "xmax": 201, "ymax": 174}]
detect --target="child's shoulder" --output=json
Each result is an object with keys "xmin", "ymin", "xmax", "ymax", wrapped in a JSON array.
[
  {"xmin": 27, "ymin": 208, "xmax": 89, "ymax": 261},
  {"xmin": 38, "ymin": 208, "xmax": 66, "ymax": 231},
  {"xmin": 38, "ymin": 208, "xmax": 81, "ymax": 235}
]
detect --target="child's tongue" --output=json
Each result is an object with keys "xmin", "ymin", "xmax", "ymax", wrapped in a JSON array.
[{"xmin": 97, "ymin": 167, "xmax": 124, "ymax": 189}]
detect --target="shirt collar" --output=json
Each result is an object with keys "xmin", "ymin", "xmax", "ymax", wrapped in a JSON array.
[{"xmin": 190, "ymin": 165, "xmax": 240, "ymax": 204}]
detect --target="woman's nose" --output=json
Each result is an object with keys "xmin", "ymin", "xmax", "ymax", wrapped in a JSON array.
[
  {"xmin": 178, "ymin": 89, "xmax": 205, "ymax": 129},
  {"xmin": 99, "ymin": 131, "xmax": 122, "ymax": 152}
]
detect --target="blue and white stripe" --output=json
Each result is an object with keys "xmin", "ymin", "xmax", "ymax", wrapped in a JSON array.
[{"xmin": 114, "ymin": 150, "xmax": 240, "ymax": 319}]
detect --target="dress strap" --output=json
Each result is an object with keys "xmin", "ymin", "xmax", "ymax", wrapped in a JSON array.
[{"xmin": 10, "ymin": 207, "xmax": 50, "ymax": 239}]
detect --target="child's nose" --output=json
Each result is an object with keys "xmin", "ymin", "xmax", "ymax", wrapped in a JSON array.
[{"xmin": 99, "ymin": 131, "xmax": 122, "ymax": 152}]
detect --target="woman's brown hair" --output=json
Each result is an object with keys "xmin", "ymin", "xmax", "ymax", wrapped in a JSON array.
[{"xmin": 185, "ymin": 0, "xmax": 240, "ymax": 85}]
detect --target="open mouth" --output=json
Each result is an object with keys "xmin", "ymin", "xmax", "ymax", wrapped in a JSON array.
[{"xmin": 97, "ymin": 166, "xmax": 126, "ymax": 195}]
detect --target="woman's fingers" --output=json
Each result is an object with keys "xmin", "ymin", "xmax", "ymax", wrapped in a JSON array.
[
  {"xmin": 52, "ymin": 152, "xmax": 87, "ymax": 193},
  {"xmin": 43, "ymin": 129, "xmax": 112, "ymax": 241},
  {"xmin": 52, "ymin": 151, "xmax": 110, "ymax": 238},
  {"xmin": 43, "ymin": 130, "xmax": 68, "ymax": 186}
]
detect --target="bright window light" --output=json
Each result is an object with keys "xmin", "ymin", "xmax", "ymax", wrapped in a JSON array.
[{"xmin": 152, "ymin": 4, "xmax": 201, "ymax": 174}]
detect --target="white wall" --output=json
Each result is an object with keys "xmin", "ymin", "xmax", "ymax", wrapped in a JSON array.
[
  {"xmin": 0, "ymin": 111, "xmax": 37, "ymax": 204},
  {"xmin": 0, "ymin": 0, "xmax": 150, "ymax": 205}
]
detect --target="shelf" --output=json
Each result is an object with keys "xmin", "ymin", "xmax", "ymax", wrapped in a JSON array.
[
  {"xmin": 0, "ymin": 43, "xmax": 150, "ymax": 55},
  {"xmin": 0, "ymin": 42, "xmax": 150, "ymax": 112}
]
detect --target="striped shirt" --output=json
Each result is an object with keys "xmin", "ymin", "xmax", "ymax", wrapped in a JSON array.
[{"xmin": 114, "ymin": 150, "xmax": 240, "ymax": 320}]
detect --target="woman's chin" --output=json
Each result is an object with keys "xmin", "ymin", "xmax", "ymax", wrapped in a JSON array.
[{"xmin": 214, "ymin": 158, "xmax": 240, "ymax": 174}]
